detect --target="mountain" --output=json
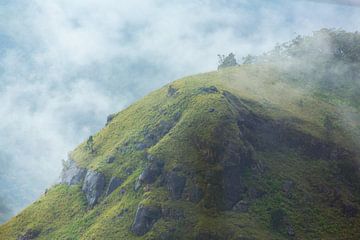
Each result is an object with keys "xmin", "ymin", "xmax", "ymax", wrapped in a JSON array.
[{"xmin": 0, "ymin": 29, "xmax": 359, "ymax": 239}]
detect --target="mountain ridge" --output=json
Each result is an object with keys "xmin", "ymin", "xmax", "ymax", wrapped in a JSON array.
[{"xmin": 1, "ymin": 30, "xmax": 360, "ymax": 239}]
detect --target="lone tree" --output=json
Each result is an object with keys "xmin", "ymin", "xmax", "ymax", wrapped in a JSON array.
[
  {"xmin": 86, "ymin": 135, "xmax": 95, "ymax": 154},
  {"xmin": 218, "ymin": 53, "xmax": 238, "ymax": 69}
]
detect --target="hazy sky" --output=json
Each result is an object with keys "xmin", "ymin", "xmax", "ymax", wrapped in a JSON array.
[{"xmin": 1, "ymin": 0, "xmax": 360, "ymax": 221}]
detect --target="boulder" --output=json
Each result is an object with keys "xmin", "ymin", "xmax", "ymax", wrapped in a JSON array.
[
  {"xmin": 162, "ymin": 207, "xmax": 185, "ymax": 220},
  {"xmin": 105, "ymin": 177, "xmax": 123, "ymax": 196},
  {"xmin": 131, "ymin": 205, "xmax": 162, "ymax": 236},
  {"xmin": 232, "ymin": 200, "xmax": 249, "ymax": 213},
  {"xmin": 189, "ymin": 185, "xmax": 204, "ymax": 203},
  {"xmin": 199, "ymin": 86, "xmax": 219, "ymax": 94},
  {"xmin": 106, "ymin": 156, "xmax": 115, "ymax": 163},
  {"xmin": 167, "ymin": 85, "xmax": 177, "ymax": 97},
  {"xmin": 60, "ymin": 159, "xmax": 87, "ymax": 185},
  {"xmin": 106, "ymin": 113, "xmax": 116, "ymax": 125},
  {"xmin": 222, "ymin": 166, "xmax": 246, "ymax": 209},
  {"xmin": 167, "ymin": 172, "xmax": 186, "ymax": 200},
  {"xmin": 82, "ymin": 170, "xmax": 106, "ymax": 207},
  {"xmin": 17, "ymin": 229, "xmax": 40, "ymax": 240},
  {"xmin": 135, "ymin": 160, "xmax": 164, "ymax": 191},
  {"xmin": 282, "ymin": 180, "xmax": 294, "ymax": 193}
]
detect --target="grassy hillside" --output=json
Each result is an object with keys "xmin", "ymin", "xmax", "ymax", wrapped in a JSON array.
[{"xmin": 1, "ymin": 30, "xmax": 360, "ymax": 240}]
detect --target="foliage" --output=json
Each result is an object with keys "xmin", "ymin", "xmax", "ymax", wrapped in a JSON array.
[{"xmin": 218, "ymin": 53, "xmax": 238, "ymax": 69}]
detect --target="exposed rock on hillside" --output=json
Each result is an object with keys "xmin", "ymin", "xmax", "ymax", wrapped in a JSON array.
[
  {"xmin": 60, "ymin": 159, "xmax": 87, "ymax": 185},
  {"xmin": 131, "ymin": 205, "xmax": 162, "ymax": 236},
  {"xmin": 82, "ymin": 170, "xmax": 106, "ymax": 207},
  {"xmin": 105, "ymin": 177, "xmax": 123, "ymax": 196}
]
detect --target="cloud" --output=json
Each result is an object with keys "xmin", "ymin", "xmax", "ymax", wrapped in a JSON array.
[
  {"xmin": 0, "ymin": 0, "xmax": 360, "ymax": 222},
  {"xmin": 303, "ymin": 0, "xmax": 360, "ymax": 7}
]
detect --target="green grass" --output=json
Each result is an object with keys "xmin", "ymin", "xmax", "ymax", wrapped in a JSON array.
[{"xmin": 1, "ymin": 64, "xmax": 359, "ymax": 239}]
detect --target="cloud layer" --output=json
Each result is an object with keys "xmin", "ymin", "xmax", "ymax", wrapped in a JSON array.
[{"xmin": 0, "ymin": 0, "xmax": 360, "ymax": 221}]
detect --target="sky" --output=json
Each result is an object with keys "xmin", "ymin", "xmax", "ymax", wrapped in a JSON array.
[{"xmin": 0, "ymin": 0, "xmax": 360, "ymax": 221}]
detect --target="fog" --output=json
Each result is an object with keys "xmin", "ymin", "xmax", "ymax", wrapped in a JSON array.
[{"xmin": 0, "ymin": 0, "xmax": 360, "ymax": 222}]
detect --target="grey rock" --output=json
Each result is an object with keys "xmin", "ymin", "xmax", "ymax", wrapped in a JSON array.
[
  {"xmin": 199, "ymin": 86, "xmax": 219, "ymax": 94},
  {"xmin": 125, "ymin": 168, "xmax": 133, "ymax": 175},
  {"xmin": 189, "ymin": 185, "xmax": 204, "ymax": 203},
  {"xmin": 131, "ymin": 205, "xmax": 162, "ymax": 236},
  {"xmin": 248, "ymin": 187, "xmax": 266, "ymax": 200},
  {"xmin": 135, "ymin": 160, "xmax": 164, "ymax": 191},
  {"xmin": 167, "ymin": 172, "xmax": 186, "ymax": 200},
  {"xmin": 287, "ymin": 225, "xmax": 295, "ymax": 237},
  {"xmin": 223, "ymin": 166, "xmax": 247, "ymax": 209},
  {"xmin": 17, "ymin": 229, "xmax": 40, "ymax": 240},
  {"xmin": 134, "ymin": 179, "xmax": 142, "ymax": 191},
  {"xmin": 167, "ymin": 85, "xmax": 177, "ymax": 97},
  {"xmin": 60, "ymin": 159, "xmax": 87, "ymax": 185},
  {"xmin": 135, "ymin": 142, "xmax": 148, "ymax": 150},
  {"xmin": 282, "ymin": 180, "xmax": 294, "ymax": 193},
  {"xmin": 82, "ymin": 170, "xmax": 105, "ymax": 207},
  {"xmin": 106, "ymin": 177, "xmax": 123, "ymax": 195},
  {"xmin": 106, "ymin": 113, "xmax": 116, "ymax": 125},
  {"xmin": 139, "ymin": 161, "xmax": 164, "ymax": 184},
  {"xmin": 106, "ymin": 156, "xmax": 115, "ymax": 163},
  {"xmin": 232, "ymin": 200, "xmax": 249, "ymax": 213},
  {"xmin": 162, "ymin": 207, "xmax": 185, "ymax": 220}
]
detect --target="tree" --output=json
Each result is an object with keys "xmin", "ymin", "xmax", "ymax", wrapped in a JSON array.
[
  {"xmin": 218, "ymin": 53, "xmax": 238, "ymax": 69},
  {"xmin": 86, "ymin": 136, "xmax": 95, "ymax": 154},
  {"xmin": 242, "ymin": 54, "xmax": 257, "ymax": 64}
]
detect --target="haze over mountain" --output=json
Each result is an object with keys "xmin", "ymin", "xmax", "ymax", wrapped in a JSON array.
[
  {"xmin": 1, "ymin": 0, "xmax": 360, "ymax": 226},
  {"xmin": 0, "ymin": 29, "xmax": 359, "ymax": 239}
]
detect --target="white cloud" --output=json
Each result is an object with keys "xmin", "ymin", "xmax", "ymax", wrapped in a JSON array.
[{"xmin": 0, "ymin": 0, "xmax": 360, "ymax": 220}]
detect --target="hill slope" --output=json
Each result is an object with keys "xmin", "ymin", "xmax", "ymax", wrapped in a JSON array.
[{"xmin": 1, "ymin": 30, "xmax": 360, "ymax": 240}]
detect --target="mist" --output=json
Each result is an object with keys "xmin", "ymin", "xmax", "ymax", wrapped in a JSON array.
[{"xmin": 0, "ymin": 0, "xmax": 360, "ymax": 222}]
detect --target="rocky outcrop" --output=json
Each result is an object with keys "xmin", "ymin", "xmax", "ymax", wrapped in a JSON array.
[
  {"xmin": 199, "ymin": 86, "xmax": 219, "ymax": 94},
  {"xmin": 189, "ymin": 185, "xmax": 204, "ymax": 203},
  {"xmin": 232, "ymin": 200, "xmax": 249, "ymax": 213},
  {"xmin": 167, "ymin": 85, "xmax": 178, "ymax": 97},
  {"xmin": 106, "ymin": 113, "xmax": 116, "ymax": 125},
  {"xmin": 141, "ymin": 120, "xmax": 174, "ymax": 149},
  {"xmin": 131, "ymin": 205, "xmax": 162, "ymax": 236},
  {"xmin": 17, "ymin": 229, "xmax": 40, "ymax": 240},
  {"xmin": 135, "ymin": 160, "xmax": 164, "ymax": 191},
  {"xmin": 106, "ymin": 177, "xmax": 123, "ymax": 196},
  {"xmin": 166, "ymin": 172, "xmax": 186, "ymax": 200},
  {"xmin": 60, "ymin": 159, "xmax": 87, "ymax": 185},
  {"xmin": 106, "ymin": 156, "xmax": 115, "ymax": 163},
  {"xmin": 82, "ymin": 170, "xmax": 106, "ymax": 207}
]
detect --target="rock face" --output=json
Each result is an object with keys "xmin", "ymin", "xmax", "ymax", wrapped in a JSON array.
[
  {"xmin": 166, "ymin": 172, "xmax": 186, "ymax": 200},
  {"xmin": 82, "ymin": 170, "xmax": 106, "ymax": 207},
  {"xmin": 167, "ymin": 85, "xmax": 177, "ymax": 97},
  {"xmin": 106, "ymin": 113, "xmax": 116, "ymax": 125},
  {"xmin": 131, "ymin": 205, "xmax": 162, "ymax": 236},
  {"xmin": 232, "ymin": 200, "xmax": 249, "ymax": 213},
  {"xmin": 199, "ymin": 86, "xmax": 219, "ymax": 94},
  {"xmin": 60, "ymin": 159, "xmax": 87, "ymax": 185},
  {"xmin": 135, "ymin": 160, "xmax": 164, "ymax": 191},
  {"xmin": 106, "ymin": 177, "xmax": 123, "ymax": 196},
  {"xmin": 17, "ymin": 229, "xmax": 40, "ymax": 240}
]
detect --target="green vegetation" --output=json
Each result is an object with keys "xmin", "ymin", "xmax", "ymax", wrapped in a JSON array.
[{"xmin": 0, "ymin": 29, "xmax": 359, "ymax": 239}]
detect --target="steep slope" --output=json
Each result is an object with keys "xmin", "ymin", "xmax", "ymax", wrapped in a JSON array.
[
  {"xmin": 1, "ymin": 30, "xmax": 360, "ymax": 240},
  {"xmin": 1, "ymin": 64, "xmax": 359, "ymax": 240}
]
